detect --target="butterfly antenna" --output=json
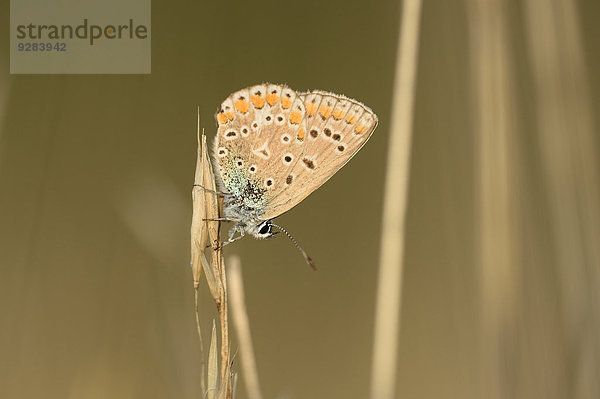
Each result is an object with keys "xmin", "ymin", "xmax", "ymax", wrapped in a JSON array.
[{"xmin": 271, "ymin": 223, "xmax": 316, "ymax": 271}]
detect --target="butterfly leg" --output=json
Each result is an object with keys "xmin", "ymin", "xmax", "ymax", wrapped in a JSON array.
[
  {"xmin": 193, "ymin": 184, "xmax": 230, "ymax": 198},
  {"xmin": 221, "ymin": 224, "xmax": 245, "ymax": 247}
]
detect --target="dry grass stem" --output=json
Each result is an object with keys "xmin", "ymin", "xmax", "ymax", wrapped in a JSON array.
[
  {"xmin": 216, "ymin": 255, "xmax": 231, "ymax": 396},
  {"xmin": 207, "ymin": 320, "xmax": 218, "ymax": 399},
  {"xmin": 190, "ymin": 110, "xmax": 233, "ymax": 398},
  {"xmin": 370, "ymin": 0, "xmax": 422, "ymax": 398},
  {"xmin": 191, "ymin": 109, "xmax": 208, "ymax": 393},
  {"xmin": 229, "ymin": 255, "xmax": 263, "ymax": 399}
]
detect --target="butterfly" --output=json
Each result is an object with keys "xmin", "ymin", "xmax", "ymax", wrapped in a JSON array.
[{"xmin": 212, "ymin": 83, "xmax": 378, "ymax": 266}]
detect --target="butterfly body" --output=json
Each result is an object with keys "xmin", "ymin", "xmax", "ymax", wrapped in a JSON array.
[{"xmin": 213, "ymin": 83, "xmax": 377, "ymax": 243}]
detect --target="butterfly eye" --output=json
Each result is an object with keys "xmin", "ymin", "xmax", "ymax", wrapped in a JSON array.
[{"xmin": 258, "ymin": 222, "xmax": 271, "ymax": 235}]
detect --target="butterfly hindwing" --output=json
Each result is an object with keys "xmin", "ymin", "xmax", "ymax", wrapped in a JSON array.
[{"xmin": 214, "ymin": 84, "xmax": 307, "ymax": 219}]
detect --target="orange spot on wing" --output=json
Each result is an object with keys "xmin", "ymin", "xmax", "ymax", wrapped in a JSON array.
[
  {"xmin": 354, "ymin": 123, "xmax": 368, "ymax": 134},
  {"xmin": 266, "ymin": 93, "xmax": 279, "ymax": 106},
  {"xmin": 281, "ymin": 97, "xmax": 292, "ymax": 109},
  {"xmin": 297, "ymin": 126, "xmax": 305, "ymax": 141},
  {"xmin": 217, "ymin": 113, "xmax": 229, "ymax": 124},
  {"xmin": 345, "ymin": 114, "xmax": 358, "ymax": 124},
  {"xmin": 234, "ymin": 99, "xmax": 249, "ymax": 113},
  {"xmin": 319, "ymin": 104, "xmax": 332, "ymax": 119},
  {"xmin": 306, "ymin": 103, "xmax": 317, "ymax": 116},
  {"xmin": 332, "ymin": 109, "xmax": 344, "ymax": 120},
  {"xmin": 250, "ymin": 95, "xmax": 265, "ymax": 109},
  {"xmin": 289, "ymin": 110, "xmax": 303, "ymax": 124},
  {"xmin": 225, "ymin": 111, "xmax": 234, "ymax": 121}
]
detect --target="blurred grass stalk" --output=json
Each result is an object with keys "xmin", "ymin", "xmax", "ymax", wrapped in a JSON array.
[
  {"xmin": 191, "ymin": 111, "xmax": 234, "ymax": 398},
  {"xmin": 369, "ymin": 0, "xmax": 422, "ymax": 398},
  {"xmin": 524, "ymin": 0, "xmax": 600, "ymax": 397},
  {"xmin": 466, "ymin": 1, "xmax": 519, "ymax": 398},
  {"xmin": 229, "ymin": 255, "xmax": 263, "ymax": 399},
  {"xmin": 467, "ymin": 0, "xmax": 600, "ymax": 397}
]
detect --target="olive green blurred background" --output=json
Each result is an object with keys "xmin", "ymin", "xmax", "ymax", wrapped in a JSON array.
[{"xmin": 1, "ymin": 1, "xmax": 599, "ymax": 398}]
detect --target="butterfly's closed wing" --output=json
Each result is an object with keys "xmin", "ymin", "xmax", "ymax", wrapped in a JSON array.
[
  {"xmin": 214, "ymin": 84, "xmax": 308, "ymax": 220},
  {"xmin": 262, "ymin": 90, "xmax": 378, "ymax": 220}
]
